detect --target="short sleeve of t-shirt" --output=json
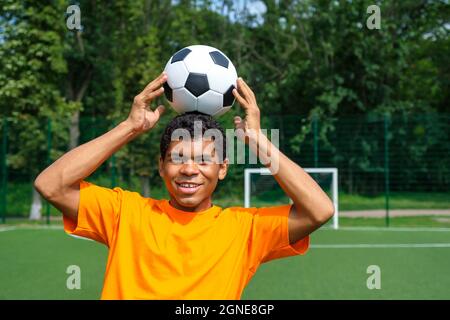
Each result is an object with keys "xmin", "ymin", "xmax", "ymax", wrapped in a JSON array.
[
  {"xmin": 63, "ymin": 180, "xmax": 123, "ymax": 247},
  {"xmin": 248, "ymin": 204, "xmax": 309, "ymax": 270}
]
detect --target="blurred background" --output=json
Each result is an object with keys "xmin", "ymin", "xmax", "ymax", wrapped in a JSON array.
[{"xmin": 0, "ymin": 0, "xmax": 449, "ymax": 299}]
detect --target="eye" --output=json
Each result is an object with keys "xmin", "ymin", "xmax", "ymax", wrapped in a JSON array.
[
  {"xmin": 195, "ymin": 155, "xmax": 213, "ymax": 165},
  {"xmin": 169, "ymin": 153, "xmax": 187, "ymax": 164},
  {"xmin": 194, "ymin": 156, "xmax": 204, "ymax": 164},
  {"xmin": 203, "ymin": 155, "xmax": 214, "ymax": 164}
]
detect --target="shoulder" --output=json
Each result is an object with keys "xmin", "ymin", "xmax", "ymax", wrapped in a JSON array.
[
  {"xmin": 222, "ymin": 205, "xmax": 290, "ymax": 216},
  {"xmin": 222, "ymin": 206, "xmax": 258, "ymax": 215},
  {"xmin": 221, "ymin": 205, "xmax": 292, "ymax": 227},
  {"xmin": 120, "ymin": 189, "xmax": 161, "ymax": 209},
  {"xmin": 83, "ymin": 181, "xmax": 161, "ymax": 212},
  {"xmin": 220, "ymin": 206, "xmax": 259, "ymax": 223}
]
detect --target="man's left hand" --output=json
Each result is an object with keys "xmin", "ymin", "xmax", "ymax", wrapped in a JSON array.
[{"xmin": 232, "ymin": 77, "xmax": 261, "ymax": 144}]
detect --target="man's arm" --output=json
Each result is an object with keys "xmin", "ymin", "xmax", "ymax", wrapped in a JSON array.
[
  {"xmin": 233, "ymin": 78, "xmax": 335, "ymax": 244},
  {"xmin": 34, "ymin": 72, "xmax": 168, "ymax": 222}
]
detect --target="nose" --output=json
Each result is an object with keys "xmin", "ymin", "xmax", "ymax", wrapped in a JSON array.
[{"xmin": 179, "ymin": 159, "xmax": 199, "ymax": 176}]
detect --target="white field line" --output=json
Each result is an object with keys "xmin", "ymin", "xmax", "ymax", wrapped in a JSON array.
[
  {"xmin": 15, "ymin": 225, "xmax": 450, "ymax": 233},
  {"xmin": 3, "ymin": 225, "xmax": 450, "ymax": 234},
  {"xmin": 0, "ymin": 225, "xmax": 62, "ymax": 232},
  {"xmin": 0, "ymin": 225, "xmax": 93, "ymax": 241},
  {"xmin": 311, "ymin": 243, "xmax": 450, "ymax": 249},
  {"xmin": 322, "ymin": 226, "xmax": 450, "ymax": 232},
  {"xmin": 69, "ymin": 234, "xmax": 93, "ymax": 241},
  {"xmin": 9, "ymin": 225, "xmax": 450, "ymax": 232},
  {"xmin": 0, "ymin": 226, "xmax": 18, "ymax": 232},
  {"xmin": 2, "ymin": 226, "xmax": 450, "ymax": 248}
]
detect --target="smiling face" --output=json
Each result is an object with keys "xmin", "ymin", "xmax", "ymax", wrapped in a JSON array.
[{"xmin": 159, "ymin": 138, "xmax": 228, "ymax": 212}]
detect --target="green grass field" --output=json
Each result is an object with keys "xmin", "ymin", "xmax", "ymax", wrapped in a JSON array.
[{"xmin": 1, "ymin": 226, "xmax": 450, "ymax": 299}]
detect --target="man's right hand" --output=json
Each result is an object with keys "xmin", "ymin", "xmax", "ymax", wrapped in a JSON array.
[{"xmin": 126, "ymin": 72, "xmax": 168, "ymax": 134}]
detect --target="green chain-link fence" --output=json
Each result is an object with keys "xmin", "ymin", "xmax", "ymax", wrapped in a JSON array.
[{"xmin": 1, "ymin": 113, "xmax": 449, "ymax": 225}]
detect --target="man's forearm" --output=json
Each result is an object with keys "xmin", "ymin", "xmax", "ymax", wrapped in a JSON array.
[
  {"xmin": 35, "ymin": 120, "xmax": 137, "ymax": 197},
  {"xmin": 249, "ymin": 131, "xmax": 334, "ymax": 221},
  {"xmin": 231, "ymin": 76, "xmax": 333, "ymax": 229}
]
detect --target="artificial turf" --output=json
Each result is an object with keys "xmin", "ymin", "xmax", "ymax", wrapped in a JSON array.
[{"xmin": 1, "ymin": 227, "xmax": 449, "ymax": 299}]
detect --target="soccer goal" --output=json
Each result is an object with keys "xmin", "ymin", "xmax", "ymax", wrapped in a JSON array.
[{"xmin": 244, "ymin": 167, "xmax": 339, "ymax": 229}]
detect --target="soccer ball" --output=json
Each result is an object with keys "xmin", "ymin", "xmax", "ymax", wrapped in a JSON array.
[{"xmin": 163, "ymin": 45, "xmax": 237, "ymax": 117}]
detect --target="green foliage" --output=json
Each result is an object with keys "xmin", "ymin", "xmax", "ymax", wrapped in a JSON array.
[
  {"xmin": 0, "ymin": 0, "xmax": 71, "ymax": 178},
  {"xmin": 0, "ymin": 0, "xmax": 448, "ymax": 199}
]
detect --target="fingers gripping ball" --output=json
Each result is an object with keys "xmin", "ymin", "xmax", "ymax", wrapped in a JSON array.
[{"xmin": 163, "ymin": 45, "xmax": 238, "ymax": 117}]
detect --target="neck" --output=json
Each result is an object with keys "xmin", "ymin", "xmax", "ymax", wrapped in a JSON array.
[{"xmin": 169, "ymin": 197, "xmax": 213, "ymax": 212}]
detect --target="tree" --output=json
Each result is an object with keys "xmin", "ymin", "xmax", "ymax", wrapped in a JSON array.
[{"xmin": 0, "ymin": 0, "xmax": 72, "ymax": 219}]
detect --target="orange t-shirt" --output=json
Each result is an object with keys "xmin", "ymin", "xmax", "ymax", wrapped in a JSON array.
[{"xmin": 63, "ymin": 181, "xmax": 309, "ymax": 300}]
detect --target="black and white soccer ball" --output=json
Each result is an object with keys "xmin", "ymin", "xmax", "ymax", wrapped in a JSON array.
[{"xmin": 163, "ymin": 45, "xmax": 237, "ymax": 117}]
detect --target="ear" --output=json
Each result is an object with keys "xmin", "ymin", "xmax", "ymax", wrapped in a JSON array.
[
  {"xmin": 158, "ymin": 156, "xmax": 164, "ymax": 177},
  {"xmin": 218, "ymin": 158, "xmax": 229, "ymax": 181}
]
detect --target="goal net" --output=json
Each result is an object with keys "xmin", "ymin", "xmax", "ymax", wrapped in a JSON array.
[{"xmin": 244, "ymin": 167, "xmax": 339, "ymax": 229}]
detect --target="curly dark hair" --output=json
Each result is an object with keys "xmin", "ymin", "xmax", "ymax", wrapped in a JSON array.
[{"xmin": 160, "ymin": 112, "xmax": 226, "ymax": 160}]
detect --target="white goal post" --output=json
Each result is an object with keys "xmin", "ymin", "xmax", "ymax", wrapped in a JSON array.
[{"xmin": 244, "ymin": 167, "xmax": 339, "ymax": 229}]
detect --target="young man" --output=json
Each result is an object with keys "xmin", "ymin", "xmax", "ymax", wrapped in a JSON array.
[{"xmin": 34, "ymin": 72, "xmax": 334, "ymax": 299}]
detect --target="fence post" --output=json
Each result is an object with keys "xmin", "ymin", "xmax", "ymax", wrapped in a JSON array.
[
  {"xmin": 313, "ymin": 114, "xmax": 318, "ymax": 167},
  {"xmin": 46, "ymin": 118, "xmax": 52, "ymax": 225},
  {"xmin": 109, "ymin": 121, "xmax": 117, "ymax": 188},
  {"xmin": 111, "ymin": 154, "xmax": 117, "ymax": 188},
  {"xmin": 91, "ymin": 115, "xmax": 96, "ymax": 140},
  {"xmin": 384, "ymin": 114, "xmax": 390, "ymax": 227},
  {"xmin": 1, "ymin": 118, "xmax": 8, "ymax": 224}
]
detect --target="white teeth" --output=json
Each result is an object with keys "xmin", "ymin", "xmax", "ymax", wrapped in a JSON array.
[{"xmin": 179, "ymin": 183, "xmax": 198, "ymax": 188}]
